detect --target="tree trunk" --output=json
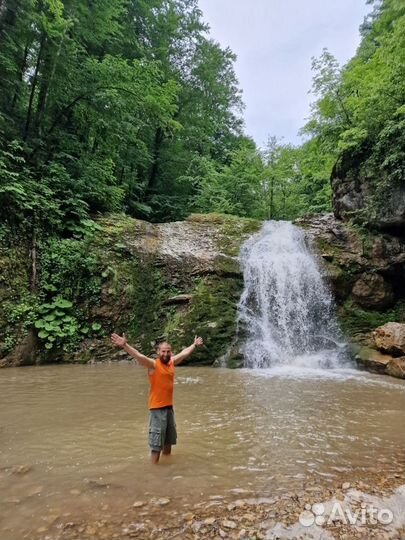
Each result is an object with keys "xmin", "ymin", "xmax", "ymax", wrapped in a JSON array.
[
  {"xmin": 147, "ymin": 127, "xmax": 164, "ymax": 191},
  {"xmin": 11, "ymin": 43, "xmax": 29, "ymax": 112},
  {"xmin": 23, "ymin": 31, "xmax": 46, "ymax": 141},
  {"xmin": 29, "ymin": 227, "xmax": 37, "ymax": 293},
  {"xmin": 35, "ymin": 30, "xmax": 66, "ymax": 135}
]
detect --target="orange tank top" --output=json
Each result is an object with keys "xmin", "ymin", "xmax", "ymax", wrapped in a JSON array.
[{"xmin": 148, "ymin": 358, "xmax": 175, "ymax": 409}]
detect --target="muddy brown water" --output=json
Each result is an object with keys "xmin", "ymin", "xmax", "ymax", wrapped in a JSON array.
[{"xmin": 1, "ymin": 363, "xmax": 404, "ymax": 539}]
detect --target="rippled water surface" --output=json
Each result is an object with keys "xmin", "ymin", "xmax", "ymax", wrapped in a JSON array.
[{"xmin": 1, "ymin": 363, "xmax": 404, "ymax": 539}]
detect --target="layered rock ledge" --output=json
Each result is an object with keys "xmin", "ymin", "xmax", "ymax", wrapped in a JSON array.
[{"xmin": 295, "ymin": 213, "xmax": 405, "ymax": 378}]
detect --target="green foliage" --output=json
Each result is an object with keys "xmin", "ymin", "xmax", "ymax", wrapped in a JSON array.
[
  {"xmin": 1, "ymin": 234, "xmax": 105, "ymax": 355},
  {"xmin": 0, "ymin": 141, "xmax": 62, "ymax": 233},
  {"xmin": 34, "ymin": 298, "xmax": 76, "ymax": 350},
  {"xmin": 1, "ymin": 295, "xmax": 38, "ymax": 354},
  {"xmin": 185, "ymin": 156, "xmax": 236, "ymax": 215},
  {"xmin": 34, "ymin": 297, "xmax": 102, "ymax": 351},
  {"xmin": 242, "ymin": 137, "xmax": 333, "ymax": 221},
  {"xmin": 339, "ymin": 300, "xmax": 405, "ymax": 337},
  {"xmin": 0, "ymin": 0, "xmax": 245, "ymax": 229},
  {"xmin": 302, "ymin": 0, "xmax": 405, "ymax": 227},
  {"xmin": 1, "ymin": 0, "xmax": 403, "ymax": 233},
  {"xmin": 181, "ymin": 132, "xmax": 333, "ymax": 223},
  {"xmin": 6, "ymin": 298, "xmax": 37, "ymax": 326},
  {"xmin": 337, "ymin": 128, "xmax": 369, "ymax": 153},
  {"xmin": 38, "ymin": 237, "xmax": 101, "ymax": 300},
  {"xmin": 352, "ymin": 111, "xmax": 405, "ymax": 228}
]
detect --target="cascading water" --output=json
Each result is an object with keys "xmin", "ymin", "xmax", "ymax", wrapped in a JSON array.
[{"xmin": 237, "ymin": 221, "xmax": 351, "ymax": 369}]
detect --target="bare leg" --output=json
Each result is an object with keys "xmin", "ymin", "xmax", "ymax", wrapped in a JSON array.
[
  {"xmin": 162, "ymin": 444, "xmax": 172, "ymax": 455},
  {"xmin": 151, "ymin": 450, "xmax": 160, "ymax": 464}
]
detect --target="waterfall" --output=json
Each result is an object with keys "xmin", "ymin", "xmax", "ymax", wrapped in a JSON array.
[{"xmin": 237, "ymin": 221, "xmax": 350, "ymax": 369}]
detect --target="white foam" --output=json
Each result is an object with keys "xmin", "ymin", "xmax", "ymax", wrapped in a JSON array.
[
  {"xmin": 175, "ymin": 376, "xmax": 201, "ymax": 385},
  {"xmin": 237, "ymin": 221, "xmax": 351, "ymax": 370},
  {"xmin": 240, "ymin": 365, "xmax": 405, "ymax": 390}
]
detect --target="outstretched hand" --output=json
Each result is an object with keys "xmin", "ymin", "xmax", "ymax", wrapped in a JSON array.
[
  {"xmin": 111, "ymin": 333, "xmax": 127, "ymax": 348},
  {"xmin": 194, "ymin": 335, "xmax": 203, "ymax": 347}
]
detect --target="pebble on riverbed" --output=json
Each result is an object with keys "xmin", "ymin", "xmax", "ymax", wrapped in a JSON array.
[{"xmin": 132, "ymin": 501, "xmax": 146, "ymax": 508}]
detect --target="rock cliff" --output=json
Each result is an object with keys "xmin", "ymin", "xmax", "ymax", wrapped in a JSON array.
[
  {"xmin": 0, "ymin": 214, "xmax": 260, "ymax": 367},
  {"xmin": 295, "ymin": 213, "xmax": 405, "ymax": 377}
]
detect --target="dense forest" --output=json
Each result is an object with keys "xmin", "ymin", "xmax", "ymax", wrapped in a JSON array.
[
  {"xmin": 1, "ymin": 0, "xmax": 403, "ymax": 233},
  {"xmin": 0, "ymin": 0, "xmax": 404, "ymax": 356}
]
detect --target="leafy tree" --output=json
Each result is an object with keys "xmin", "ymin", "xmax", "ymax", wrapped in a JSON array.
[{"xmin": 295, "ymin": 0, "xmax": 405, "ymax": 228}]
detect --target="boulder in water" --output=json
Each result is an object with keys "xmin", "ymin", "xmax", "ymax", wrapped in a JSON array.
[
  {"xmin": 387, "ymin": 356, "xmax": 405, "ymax": 378},
  {"xmin": 373, "ymin": 322, "xmax": 405, "ymax": 356},
  {"xmin": 355, "ymin": 347, "xmax": 392, "ymax": 374},
  {"xmin": 354, "ymin": 344, "xmax": 405, "ymax": 379}
]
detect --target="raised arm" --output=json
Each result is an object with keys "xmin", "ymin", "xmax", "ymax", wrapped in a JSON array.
[
  {"xmin": 172, "ymin": 336, "xmax": 204, "ymax": 366},
  {"xmin": 111, "ymin": 333, "xmax": 156, "ymax": 369}
]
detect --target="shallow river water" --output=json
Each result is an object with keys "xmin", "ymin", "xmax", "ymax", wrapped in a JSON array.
[{"xmin": 1, "ymin": 363, "xmax": 404, "ymax": 539}]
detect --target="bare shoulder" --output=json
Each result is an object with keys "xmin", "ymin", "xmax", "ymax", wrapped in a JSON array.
[
  {"xmin": 147, "ymin": 357, "xmax": 157, "ymax": 372},
  {"xmin": 135, "ymin": 355, "xmax": 155, "ymax": 369}
]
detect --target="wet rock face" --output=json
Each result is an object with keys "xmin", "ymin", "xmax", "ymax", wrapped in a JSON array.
[
  {"xmin": 386, "ymin": 357, "xmax": 405, "ymax": 378},
  {"xmin": 0, "ymin": 329, "xmax": 38, "ymax": 368},
  {"xmin": 0, "ymin": 213, "xmax": 261, "ymax": 368},
  {"xmin": 295, "ymin": 213, "xmax": 405, "ymax": 311},
  {"xmin": 376, "ymin": 182, "xmax": 405, "ymax": 230},
  {"xmin": 373, "ymin": 323, "xmax": 405, "ymax": 357},
  {"xmin": 332, "ymin": 177, "xmax": 405, "ymax": 231},
  {"xmin": 84, "ymin": 214, "xmax": 260, "ymax": 367},
  {"xmin": 355, "ymin": 347, "xmax": 392, "ymax": 374},
  {"xmin": 295, "ymin": 213, "xmax": 405, "ymax": 378},
  {"xmin": 352, "ymin": 273, "xmax": 394, "ymax": 309},
  {"xmin": 125, "ymin": 218, "xmax": 229, "ymax": 275},
  {"xmin": 331, "ymin": 168, "xmax": 368, "ymax": 222}
]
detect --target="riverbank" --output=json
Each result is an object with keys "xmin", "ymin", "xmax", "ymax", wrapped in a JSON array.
[{"xmin": 27, "ymin": 469, "xmax": 405, "ymax": 540}]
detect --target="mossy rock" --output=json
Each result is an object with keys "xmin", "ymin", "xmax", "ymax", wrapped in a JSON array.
[
  {"xmin": 164, "ymin": 276, "xmax": 244, "ymax": 365},
  {"xmin": 90, "ymin": 213, "xmax": 258, "ymax": 363},
  {"xmin": 1, "ymin": 213, "xmax": 260, "ymax": 366},
  {"xmin": 187, "ymin": 212, "xmax": 261, "ymax": 257},
  {"xmin": 338, "ymin": 299, "xmax": 405, "ymax": 343}
]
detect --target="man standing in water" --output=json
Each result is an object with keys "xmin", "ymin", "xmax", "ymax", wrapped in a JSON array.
[{"xmin": 111, "ymin": 333, "xmax": 204, "ymax": 464}]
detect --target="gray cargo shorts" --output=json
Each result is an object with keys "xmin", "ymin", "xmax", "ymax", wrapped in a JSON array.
[{"xmin": 148, "ymin": 406, "xmax": 177, "ymax": 452}]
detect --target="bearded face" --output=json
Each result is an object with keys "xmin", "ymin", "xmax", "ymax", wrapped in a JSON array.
[{"xmin": 158, "ymin": 343, "xmax": 172, "ymax": 364}]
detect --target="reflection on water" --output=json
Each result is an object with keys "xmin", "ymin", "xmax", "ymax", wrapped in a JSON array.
[{"xmin": 0, "ymin": 363, "xmax": 404, "ymax": 539}]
